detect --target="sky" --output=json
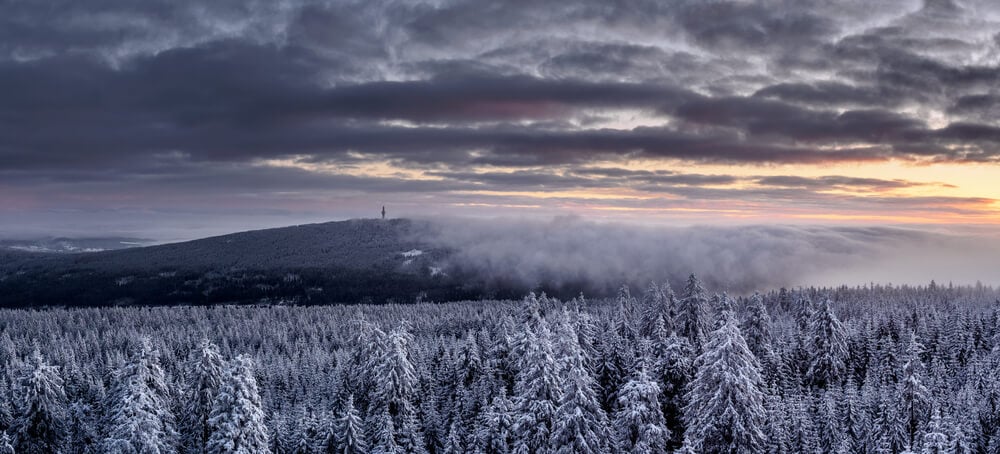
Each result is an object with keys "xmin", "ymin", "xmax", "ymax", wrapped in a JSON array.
[{"xmin": 2, "ymin": 0, "xmax": 1000, "ymax": 239}]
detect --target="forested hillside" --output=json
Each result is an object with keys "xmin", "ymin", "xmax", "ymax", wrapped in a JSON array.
[
  {"xmin": 0, "ymin": 219, "xmax": 474, "ymax": 307},
  {"xmin": 0, "ymin": 277, "xmax": 998, "ymax": 453},
  {"xmin": 2, "ymin": 219, "xmax": 426, "ymax": 272}
]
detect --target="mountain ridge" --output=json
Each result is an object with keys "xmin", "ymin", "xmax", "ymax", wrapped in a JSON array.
[
  {"xmin": 2, "ymin": 218, "xmax": 435, "ymax": 271},
  {"xmin": 0, "ymin": 218, "xmax": 478, "ymax": 307}
]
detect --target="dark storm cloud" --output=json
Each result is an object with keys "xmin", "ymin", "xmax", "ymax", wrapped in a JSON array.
[
  {"xmin": 673, "ymin": 97, "xmax": 928, "ymax": 145},
  {"xmin": 428, "ymin": 168, "xmax": 741, "ymax": 189},
  {"xmin": 753, "ymin": 82, "xmax": 901, "ymax": 107},
  {"xmin": 312, "ymin": 76, "xmax": 696, "ymax": 122},
  {"xmin": 537, "ymin": 42, "xmax": 684, "ymax": 81},
  {"xmin": 675, "ymin": 1, "xmax": 837, "ymax": 52},
  {"xmin": 950, "ymin": 94, "xmax": 1000, "ymax": 114},
  {"xmin": 754, "ymin": 175, "xmax": 950, "ymax": 191},
  {"xmin": 2, "ymin": 0, "xmax": 1000, "ymax": 212}
]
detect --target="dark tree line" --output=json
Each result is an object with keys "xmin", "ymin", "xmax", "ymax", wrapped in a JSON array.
[{"xmin": 0, "ymin": 277, "xmax": 998, "ymax": 453}]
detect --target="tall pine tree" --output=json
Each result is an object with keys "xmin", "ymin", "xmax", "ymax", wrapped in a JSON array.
[
  {"xmin": 682, "ymin": 311, "xmax": 767, "ymax": 454},
  {"xmin": 511, "ymin": 322, "xmax": 562, "ymax": 454},
  {"xmin": 328, "ymin": 394, "xmax": 367, "ymax": 454},
  {"xmin": 182, "ymin": 339, "xmax": 225, "ymax": 454},
  {"xmin": 11, "ymin": 349, "xmax": 68, "ymax": 454},
  {"xmin": 614, "ymin": 359, "xmax": 669, "ymax": 454},
  {"xmin": 806, "ymin": 298, "xmax": 848, "ymax": 389},
  {"xmin": 676, "ymin": 274, "xmax": 709, "ymax": 350},
  {"xmin": 103, "ymin": 339, "xmax": 177, "ymax": 453},
  {"xmin": 207, "ymin": 355, "xmax": 270, "ymax": 454},
  {"xmin": 550, "ymin": 323, "xmax": 609, "ymax": 454},
  {"xmin": 741, "ymin": 292, "xmax": 773, "ymax": 362}
]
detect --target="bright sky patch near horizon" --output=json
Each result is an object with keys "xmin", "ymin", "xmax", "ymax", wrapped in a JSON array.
[{"xmin": 2, "ymin": 0, "xmax": 1000, "ymax": 239}]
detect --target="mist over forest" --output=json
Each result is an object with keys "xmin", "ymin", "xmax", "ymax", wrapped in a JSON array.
[
  {"xmin": 418, "ymin": 217, "xmax": 1000, "ymax": 292},
  {"xmin": 3, "ymin": 218, "xmax": 1000, "ymax": 308}
]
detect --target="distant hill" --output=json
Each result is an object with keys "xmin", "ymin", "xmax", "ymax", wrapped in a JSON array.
[
  {"xmin": 0, "ymin": 219, "xmax": 484, "ymax": 307},
  {"xmin": 4, "ymin": 218, "xmax": 434, "ymax": 272},
  {"xmin": 0, "ymin": 236, "xmax": 151, "ymax": 253}
]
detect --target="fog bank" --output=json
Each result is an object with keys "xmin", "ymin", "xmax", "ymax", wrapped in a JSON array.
[{"xmin": 419, "ymin": 217, "xmax": 1000, "ymax": 293}]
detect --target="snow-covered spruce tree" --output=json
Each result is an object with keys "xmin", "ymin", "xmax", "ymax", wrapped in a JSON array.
[
  {"xmin": 11, "ymin": 349, "xmax": 68, "ymax": 454},
  {"xmin": 456, "ymin": 334, "xmax": 484, "ymax": 390},
  {"xmin": 517, "ymin": 293, "xmax": 544, "ymax": 333},
  {"xmin": 649, "ymin": 316, "xmax": 693, "ymax": 451},
  {"xmin": 511, "ymin": 321, "xmax": 562, "ymax": 454},
  {"xmin": 67, "ymin": 394, "xmax": 101, "ymax": 454},
  {"xmin": 595, "ymin": 325, "xmax": 632, "ymax": 413},
  {"xmin": 970, "ymin": 361, "xmax": 1000, "ymax": 454},
  {"xmin": 676, "ymin": 274, "xmax": 710, "ymax": 350},
  {"xmin": 443, "ymin": 420, "xmax": 463, "ymax": 454},
  {"xmin": 416, "ymin": 390, "xmax": 444, "ymax": 453},
  {"xmin": 776, "ymin": 287, "xmax": 794, "ymax": 313},
  {"xmin": 614, "ymin": 358, "xmax": 669, "ymax": 454},
  {"xmin": 806, "ymin": 298, "xmax": 848, "ymax": 389},
  {"xmin": 948, "ymin": 411, "xmax": 973, "ymax": 454},
  {"xmin": 873, "ymin": 393, "xmax": 907, "ymax": 454},
  {"xmin": 786, "ymin": 396, "xmax": 818, "ymax": 453},
  {"xmin": 839, "ymin": 378, "xmax": 870, "ymax": 454},
  {"xmin": 710, "ymin": 293, "xmax": 733, "ymax": 329},
  {"xmin": 0, "ymin": 431, "xmax": 12, "ymax": 454},
  {"xmin": 639, "ymin": 281, "xmax": 672, "ymax": 338},
  {"xmin": 571, "ymin": 307, "xmax": 601, "ymax": 378},
  {"xmin": 369, "ymin": 408, "xmax": 400, "ymax": 454},
  {"xmin": 474, "ymin": 390, "xmax": 513, "ymax": 454},
  {"xmin": 762, "ymin": 388, "xmax": 791, "ymax": 454},
  {"xmin": 327, "ymin": 394, "xmax": 367, "ymax": 454},
  {"xmin": 268, "ymin": 414, "xmax": 292, "ymax": 454},
  {"xmin": 814, "ymin": 390, "xmax": 843, "ymax": 454},
  {"xmin": 62, "ymin": 355, "xmax": 104, "ymax": 454},
  {"xmin": 741, "ymin": 292, "xmax": 773, "ymax": 362},
  {"xmin": 549, "ymin": 319, "xmax": 610, "ymax": 454},
  {"xmin": 551, "ymin": 312, "xmax": 584, "ymax": 390},
  {"xmin": 292, "ymin": 406, "xmax": 323, "ymax": 454},
  {"xmin": 372, "ymin": 325, "xmax": 420, "ymax": 421},
  {"xmin": 899, "ymin": 333, "xmax": 931, "ymax": 450},
  {"xmin": 613, "ymin": 285, "xmax": 638, "ymax": 342},
  {"xmin": 682, "ymin": 310, "xmax": 767, "ymax": 454},
  {"xmin": 922, "ymin": 408, "xmax": 949, "ymax": 454},
  {"xmin": 206, "ymin": 355, "xmax": 270, "ymax": 454},
  {"xmin": 0, "ymin": 398, "xmax": 11, "ymax": 438},
  {"xmin": 182, "ymin": 339, "xmax": 226, "ymax": 454},
  {"xmin": 394, "ymin": 408, "xmax": 428, "ymax": 454},
  {"xmin": 367, "ymin": 323, "xmax": 426, "ymax": 453},
  {"xmin": 795, "ymin": 295, "xmax": 813, "ymax": 333},
  {"xmin": 292, "ymin": 434, "xmax": 313, "ymax": 454},
  {"xmin": 346, "ymin": 315, "xmax": 385, "ymax": 414},
  {"xmin": 103, "ymin": 338, "xmax": 178, "ymax": 454}
]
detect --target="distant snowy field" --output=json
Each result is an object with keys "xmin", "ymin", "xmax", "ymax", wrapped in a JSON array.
[{"xmin": 0, "ymin": 280, "xmax": 995, "ymax": 452}]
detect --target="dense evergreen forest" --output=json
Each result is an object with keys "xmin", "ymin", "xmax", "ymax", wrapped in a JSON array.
[{"xmin": 1, "ymin": 276, "xmax": 999, "ymax": 453}]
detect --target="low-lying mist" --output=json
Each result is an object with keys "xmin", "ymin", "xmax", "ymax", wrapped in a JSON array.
[{"xmin": 418, "ymin": 216, "xmax": 1000, "ymax": 294}]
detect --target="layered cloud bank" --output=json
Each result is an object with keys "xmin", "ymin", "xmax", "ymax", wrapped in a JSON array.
[
  {"xmin": 420, "ymin": 217, "xmax": 1000, "ymax": 293},
  {"xmin": 2, "ymin": 0, "xmax": 1000, "ymax": 227}
]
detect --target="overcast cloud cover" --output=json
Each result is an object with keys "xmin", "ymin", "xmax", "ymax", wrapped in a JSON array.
[{"xmin": 2, "ymin": 0, "xmax": 1000, "ymax": 233}]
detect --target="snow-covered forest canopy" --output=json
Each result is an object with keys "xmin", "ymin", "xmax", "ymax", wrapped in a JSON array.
[{"xmin": 1, "ymin": 277, "xmax": 999, "ymax": 453}]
